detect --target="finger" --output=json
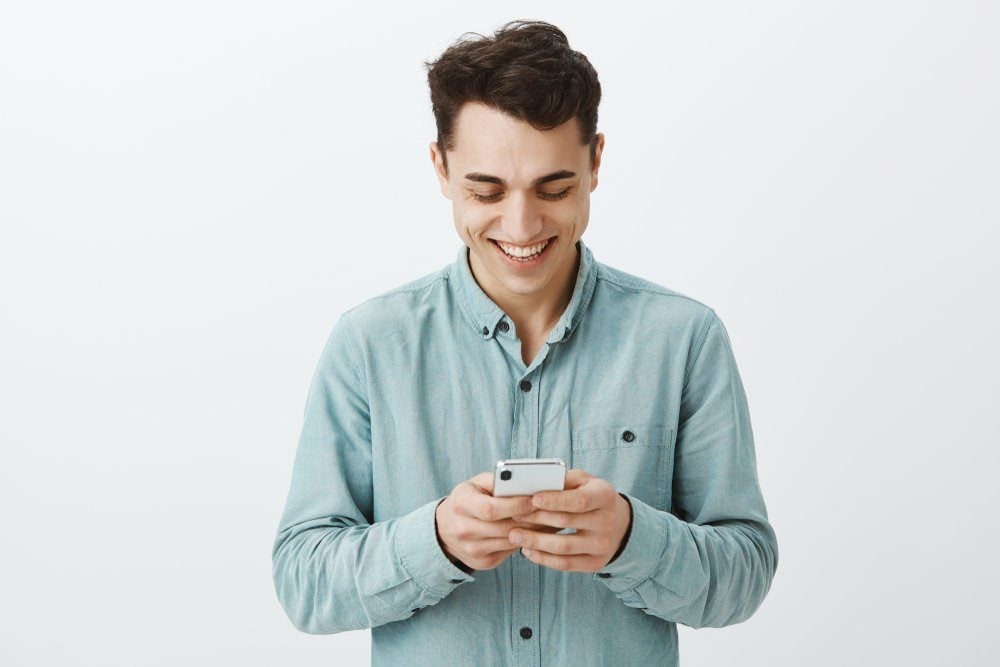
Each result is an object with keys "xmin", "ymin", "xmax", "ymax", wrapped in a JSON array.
[
  {"xmin": 511, "ymin": 519, "xmax": 565, "ymax": 534},
  {"xmin": 465, "ymin": 516, "xmax": 556, "ymax": 539},
  {"xmin": 471, "ymin": 537, "xmax": 527, "ymax": 557},
  {"xmin": 562, "ymin": 468, "xmax": 592, "ymax": 489},
  {"xmin": 466, "ymin": 492, "xmax": 536, "ymax": 522},
  {"xmin": 508, "ymin": 528, "xmax": 595, "ymax": 556},
  {"xmin": 520, "ymin": 547, "xmax": 605, "ymax": 573},
  {"xmin": 531, "ymin": 484, "xmax": 595, "ymax": 514},
  {"xmin": 513, "ymin": 509, "xmax": 601, "ymax": 530}
]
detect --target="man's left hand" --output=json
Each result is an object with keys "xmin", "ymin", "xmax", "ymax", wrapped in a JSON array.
[{"xmin": 507, "ymin": 469, "xmax": 632, "ymax": 572}]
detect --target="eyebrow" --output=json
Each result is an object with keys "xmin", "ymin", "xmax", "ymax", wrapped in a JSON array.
[{"xmin": 463, "ymin": 170, "xmax": 577, "ymax": 187}]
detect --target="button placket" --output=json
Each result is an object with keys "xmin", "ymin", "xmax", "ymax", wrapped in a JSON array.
[{"xmin": 511, "ymin": 364, "xmax": 541, "ymax": 666}]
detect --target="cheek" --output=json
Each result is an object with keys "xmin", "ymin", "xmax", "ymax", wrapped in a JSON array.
[{"xmin": 453, "ymin": 208, "xmax": 490, "ymax": 239}]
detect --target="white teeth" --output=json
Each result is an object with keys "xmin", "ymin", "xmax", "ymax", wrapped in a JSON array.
[{"xmin": 496, "ymin": 239, "xmax": 549, "ymax": 258}]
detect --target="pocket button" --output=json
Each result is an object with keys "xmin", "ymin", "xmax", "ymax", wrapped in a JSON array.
[{"xmin": 621, "ymin": 430, "xmax": 635, "ymax": 443}]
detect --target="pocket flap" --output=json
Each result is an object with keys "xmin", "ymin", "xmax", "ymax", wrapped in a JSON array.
[{"xmin": 572, "ymin": 423, "xmax": 672, "ymax": 451}]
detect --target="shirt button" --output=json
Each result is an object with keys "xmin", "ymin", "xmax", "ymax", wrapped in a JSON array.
[
  {"xmin": 598, "ymin": 572, "xmax": 612, "ymax": 578},
  {"xmin": 498, "ymin": 320, "xmax": 510, "ymax": 332},
  {"xmin": 621, "ymin": 430, "xmax": 635, "ymax": 442},
  {"xmin": 481, "ymin": 326, "xmax": 489, "ymax": 335},
  {"xmin": 519, "ymin": 379, "xmax": 532, "ymax": 392},
  {"xmin": 449, "ymin": 578, "xmax": 463, "ymax": 584},
  {"xmin": 519, "ymin": 626, "xmax": 533, "ymax": 639}
]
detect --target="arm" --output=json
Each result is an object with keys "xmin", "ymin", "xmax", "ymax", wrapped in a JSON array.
[
  {"xmin": 271, "ymin": 313, "xmax": 474, "ymax": 635},
  {"xmin": 596, "ymin": 310, "xmax": 779, "ymax": 629}
]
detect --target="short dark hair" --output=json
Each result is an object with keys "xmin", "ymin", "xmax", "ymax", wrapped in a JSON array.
[{"xmin": 424, "ymin": 19, "xmax": 602, "ymax": 177}]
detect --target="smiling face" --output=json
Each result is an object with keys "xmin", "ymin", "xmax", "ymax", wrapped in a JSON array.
[{"xmin": 431, "ymin": 102, "xmax": 604, "ymax": 317}]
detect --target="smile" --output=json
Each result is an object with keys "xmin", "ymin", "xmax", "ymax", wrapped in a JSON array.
[{"xmin": 490, "ymin": 237, "xmax": 554, "ymax": 263}]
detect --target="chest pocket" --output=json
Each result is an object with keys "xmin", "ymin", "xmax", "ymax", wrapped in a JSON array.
[{"xmin": 570, "ymin": 424, "xmax": 675, "ymax": 512}]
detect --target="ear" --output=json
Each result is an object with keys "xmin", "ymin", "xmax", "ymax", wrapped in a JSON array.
[
  {"xmin": 589, "ymin": 132, "xmax": 605, "ymax": 192},
  {"xmin": 429, "ymin": 141, "xmax": 451, "ymax": 199}
]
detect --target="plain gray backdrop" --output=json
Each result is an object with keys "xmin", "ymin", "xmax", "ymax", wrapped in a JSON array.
[{"xmin": 2, "ymin": 1, "xmax": 997, "ymax": 665}]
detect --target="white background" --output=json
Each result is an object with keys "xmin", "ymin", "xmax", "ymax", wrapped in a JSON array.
[{"xmin": 2, "ymin": 1, "xmax": 997, "ymax": 665}]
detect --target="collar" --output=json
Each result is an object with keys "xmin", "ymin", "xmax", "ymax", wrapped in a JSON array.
[{"xmin": 450, "ymin": 238, "xmax": 598, "ymax": 344}]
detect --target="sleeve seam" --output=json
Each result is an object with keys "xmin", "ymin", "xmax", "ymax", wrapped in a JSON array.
[
  {"xmin": 682, "ymin": 309, "xmax": 717, "ymax": 391},
  {"xmin": 340, "ymin": 311, "xmax": 368, "ymax": 390}
]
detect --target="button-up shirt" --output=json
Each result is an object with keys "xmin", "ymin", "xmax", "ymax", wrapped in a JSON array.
[{"xmin": 272, "ymin": 239, "xmax": 779, "ymax": 665}]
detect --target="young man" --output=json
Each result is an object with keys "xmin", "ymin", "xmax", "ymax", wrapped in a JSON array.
[{"xmin": 272, "ymin": 20, "xmax": 778, "ymax": 665}]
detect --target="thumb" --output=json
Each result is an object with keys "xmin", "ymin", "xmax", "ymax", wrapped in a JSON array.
[{"xmin": 470, "ymin": 470, "xmax": 495, "ymax": 494}]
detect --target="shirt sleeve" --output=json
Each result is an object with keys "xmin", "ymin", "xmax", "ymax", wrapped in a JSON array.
[
  {"xmin": 593, "ymin": 310, "xmax": 779, "ymax": 629},
  {"xmin": 271, "ymin": 312, "xmax": 475, "ymax": 635}
]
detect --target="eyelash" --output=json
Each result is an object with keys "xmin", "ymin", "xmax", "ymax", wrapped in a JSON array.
[{"xmin": 471, "ymin": 188, "xmax": 571, "ymax": 204}]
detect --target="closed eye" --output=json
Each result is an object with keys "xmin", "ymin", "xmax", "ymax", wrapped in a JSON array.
[{"xmin": 471, "ymin": 188, "xmax": 572, "ymax": 204}]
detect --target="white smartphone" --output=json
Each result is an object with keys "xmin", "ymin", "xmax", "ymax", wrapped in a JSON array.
[{"xmin": 493, "ymin": 458, "xmax": 566, "ymax": 497}]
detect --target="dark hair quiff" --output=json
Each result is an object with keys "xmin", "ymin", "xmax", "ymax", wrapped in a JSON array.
[{"xmin": 424, "ymin": 19, "xmax": 602, "ymax": 177}]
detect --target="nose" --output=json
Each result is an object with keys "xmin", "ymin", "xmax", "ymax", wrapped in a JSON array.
[{"xmin": 501, "ymin": 190, "xmax": 544, "ymax": 243}]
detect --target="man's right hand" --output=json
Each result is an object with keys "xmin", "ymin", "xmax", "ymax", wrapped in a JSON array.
[{"xmin": 435, "ymin": 471, "xmax": 564, "ymax": 572}]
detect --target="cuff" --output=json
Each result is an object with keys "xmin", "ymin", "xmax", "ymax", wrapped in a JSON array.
[
  {"xmin": 593, "ymin": 493, "xmax": 673, "ymax": 594},
  {"xmin": 394, "ymin": 496, "xmax": 476, "ymax": 597}
]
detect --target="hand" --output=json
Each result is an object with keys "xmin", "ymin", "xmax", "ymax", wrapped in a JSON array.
[
  {"xmin": 506, "ymin": 469, "xmax": 632, "ymax": 572},
  {"xmin": 435, "ymin": 471, "xmax": 564, "ymax": 572}
]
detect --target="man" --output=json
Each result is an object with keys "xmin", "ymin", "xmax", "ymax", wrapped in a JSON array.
[{"xmin": 272, "ymin": 19, "xmax": 778, "ymax": 665}]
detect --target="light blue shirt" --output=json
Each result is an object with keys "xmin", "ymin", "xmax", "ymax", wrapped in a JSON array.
[{"xmin": 272, "ymin": 239, "xmax": 778, "ymax": 665}]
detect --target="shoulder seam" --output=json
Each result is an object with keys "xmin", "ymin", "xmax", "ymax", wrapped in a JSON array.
[
  {"xmin": 595, "ymin": 265, "xmax": 709, "ymax": 308},
  {"xmin": 343, "ymin": 271, "xmax": 449, "ymax": 315}
]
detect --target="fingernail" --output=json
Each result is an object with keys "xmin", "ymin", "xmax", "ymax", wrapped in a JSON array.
[{"xmin": 509, "ymin": 531, "xmax": 522, "ymax": 544}]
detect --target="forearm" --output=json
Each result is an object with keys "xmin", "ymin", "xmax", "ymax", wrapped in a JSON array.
[
  {"xmin": 596, "ymin": 494, "xmax": 778, "ymax": 629},
  {"xmin": 272, "ymin": 496, "xmax": 475, "ymax": 634}
]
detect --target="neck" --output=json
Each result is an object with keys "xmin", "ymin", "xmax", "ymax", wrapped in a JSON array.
[{"xmin": 470, "ymin": 242, "xmax": 580, "ymax": 339}]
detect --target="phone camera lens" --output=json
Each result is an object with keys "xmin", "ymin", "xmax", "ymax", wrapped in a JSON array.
[{"xmin": 500, "ymin": 470, "xmax": 512, "ymax": 481}]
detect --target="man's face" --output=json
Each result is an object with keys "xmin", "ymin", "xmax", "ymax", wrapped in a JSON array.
[{"xmin": 431, "ymin": 102, "xmax": 604, "ymax": 307}]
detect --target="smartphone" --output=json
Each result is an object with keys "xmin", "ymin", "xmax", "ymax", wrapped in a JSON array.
[{"xmin": 493, "ymin": 458, "xmax": 566, "ymax": 497}]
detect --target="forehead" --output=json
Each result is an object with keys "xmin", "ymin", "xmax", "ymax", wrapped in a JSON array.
[{"xmin": 450, "ymin": 102, "xmax": 584, "ymax": 183}]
